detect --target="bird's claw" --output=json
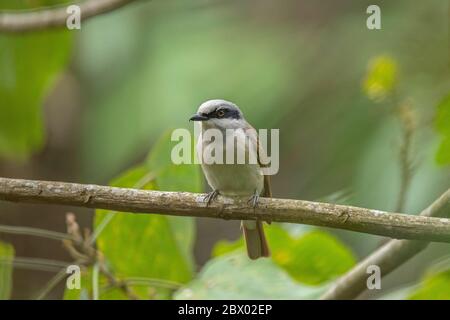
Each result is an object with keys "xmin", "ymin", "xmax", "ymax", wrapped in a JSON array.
[
  {"xmin": 247, "ymin": 191, "xmax": 259, "ymax": 209},
  {"xmin": 203, "ymin": 190, "xmax": 219, "ymax": 207}
]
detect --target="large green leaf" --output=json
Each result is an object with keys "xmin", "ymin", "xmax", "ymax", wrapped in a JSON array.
[
  {"xmin": 93, "ymin": 166, "xmax": 191, "ymax": 294},
  {"xmin": 409, "ymin": 267, "xmax": 450, "ymax": 300},
  {"xmin": 174, "ymin": 252, "xmax": 326, "ymax": 300},
  {"xmin": 0, "ymin": 1, "xmax": 72, "ymax": 159},
  {"xmin": 435, "ymin": 93, "xmax": 450, "ymax": 165},
  {"xmin": 146, "ymin": 130, "xmax": 202, "ymax": 267},
  {"xmin": 213, "ymin": 226, "xmax": 356, "ymax": 285},
  {"xmin": 0, "ymin": 241, "xmax": 14, "ymax": 299},
  {"xmin": 71, "ymin": 132, "xmax": 202, "ymax": 299}
]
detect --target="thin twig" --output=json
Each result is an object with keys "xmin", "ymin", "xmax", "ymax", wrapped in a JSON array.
[
  {"xmin": 0, "ymin": 0, "xmax": 141, "ymax": 33},
  {"xmin": 0, "ymin": 224, "xmax": 74, "ymax": 242},
  {"xmin": 35, "ymin": 268, "xmax": 69, "ymax": 300},
  {"xmin": 92, "ymin": 263, "xmax": 99, "ymax": 300},
  {"xmin": 124, "ymin": 277, "xmax": 182, "ymax": 290},
  {"xmin": 98, "ymin": 262, "xmax": 139, "ymax": 300},
  {"xmin": 0, "ymin": 256, "xmax": 68, "ymax": 273},
  {"xmin": 395, "ymin": 100, "xmax": 416, "ymax": 212}
]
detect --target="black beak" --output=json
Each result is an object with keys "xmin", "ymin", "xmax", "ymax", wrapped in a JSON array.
[{"xmin": 189, "ymin": 113, "xmax": 208, "ymax": 121}]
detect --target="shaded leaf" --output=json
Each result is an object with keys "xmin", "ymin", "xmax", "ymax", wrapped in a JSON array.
[
  {"xmin": 0, "ymin": 1, "xmax": 72, "ymax": 159},
  {"xmin": 146, "ymin": 130, "xmax": 202, "ymax": 267},
  {"xmin": 174, "ymin": 252, "xmax": 326, "ymax": 300},
  {"xmin": 87, "ymin": 132, "xmax": 202, "ymax": 299},
  {"xmin": 94, "ymin": 165, "xmax": 192, "ymax": 285},
  {"xmin": 213, "ymin": 226, "xmax": 356, "ymax": 285}
]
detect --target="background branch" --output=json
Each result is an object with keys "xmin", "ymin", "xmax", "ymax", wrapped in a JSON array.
[
  {"xmin": 0, "ymin": 0, "xmax": 139, "ymax": 33},
  {"xmin": 395, "ymin": 100, "xmax": 416, "ymax": 212},
  {"xmin": 320, "ymin": 189, "xmax": 450, "ymax": 300},
  {"xmin": 0, "ymin": 224, "xmax": 74, "ymax": 242},
  {"xmin": 0, "ymin": 177, "xmax": 449, "ymax": 243}
]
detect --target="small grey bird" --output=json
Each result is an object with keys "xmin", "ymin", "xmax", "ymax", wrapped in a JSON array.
[{"xmin": 190, "ymin": 99, "xmax": 271, "ymax": 259}]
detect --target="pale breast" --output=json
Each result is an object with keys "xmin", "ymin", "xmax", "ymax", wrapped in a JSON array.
[
  {"xmin": 201, "ymin": 162, "xmax": 264, "ymax": 196},
  {"xmin": 197, "ymin": 128, "xmax": 264, "ymax": 196}
]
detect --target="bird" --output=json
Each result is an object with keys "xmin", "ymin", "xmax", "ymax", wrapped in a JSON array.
[{"xmin": 190, "ymin": 99, "xmax": 271, "ymax": 260}]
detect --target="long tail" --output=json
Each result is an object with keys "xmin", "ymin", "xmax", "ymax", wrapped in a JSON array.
[{"xmin": 242, "ymin": 220, "xmax": 270, "ymax": 260}]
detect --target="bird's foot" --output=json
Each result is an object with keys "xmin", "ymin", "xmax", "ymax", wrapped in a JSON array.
[
  {"xmin": 203, "ymin": 190, "xmax": 219, "ymax": 207},
  {"xmin": 247, "ymin": 190, "xmax": 260, "ymax": 209}
]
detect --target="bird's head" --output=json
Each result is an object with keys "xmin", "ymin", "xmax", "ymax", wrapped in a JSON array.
[{"xmin": 190, "ymin": 99, "xmax": 245, "ymax": 130}]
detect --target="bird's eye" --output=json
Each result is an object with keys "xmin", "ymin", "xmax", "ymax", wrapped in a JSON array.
[{"xmin": 216, "ymin": 109, "xmax": 225, "ymax": 118}]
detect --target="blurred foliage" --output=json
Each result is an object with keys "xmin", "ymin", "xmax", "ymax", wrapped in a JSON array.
[
  {"xmin": 407, "ymin": 257, "xmax": 450, "ymax": 300},
  {"xmin": 213, "ymin": 226, "xmax": 356, "ymax": 285},
  {"xmin": 363, "ymin": 55, "xmax": 397, "ymax": 102},
  {"xmin": 174, "ymin": 252, "xmax": 327, "ymax": 300},
  {"xmin": 0, "ymin": 0, "xmax": 72, "ymax": 160},
  {"xmin": 409, "ymin": 269, "xmax": 450, "ymax": 300},
  {"xmin": 435, "ymin": 93, "xmax": 450, "ymax": 165},
  {"xmin": 0, "ymin": 241, "xmax": 14, "ymax": 299},
  {"xmin": 64, "ymin": 131, "xmax": 202, "ymax": 299}
]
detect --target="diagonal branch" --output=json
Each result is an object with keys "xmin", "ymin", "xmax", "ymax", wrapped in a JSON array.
[
  {"xmin": 320, "ymin": 189, "xmax": 450, "ymax": 300},
  {"xmin": 0, "ymin": 177, "xmax": 449, "ymax": 243},
  {"xmin": 0, "ymin": 0, "xmax": 140, "ymax": 33}
]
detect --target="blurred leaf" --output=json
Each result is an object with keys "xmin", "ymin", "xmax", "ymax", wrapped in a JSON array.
[
  {"xmin": 363, "ymin": 55, "xmax": 397, "ymax": 102},
  {"xmin": 270, "ymin": 228, "xmax": 356, "ymax": 285},
  {"xmin": 0, "ymin": 1, "xmax": 72, "ymax": 159},
  {"xmin": 213, "ymin": 226, "xmax": 356, "ymax": 285},
  {"xmin": 0, "ymin": 241, "xmax": 14, "ymax": 299},
  {"xmin": 94, "ymin": 167, "xmax": 192, "ymax": 291},
  {"xmin": 409, "ymin": 270, "xmax": 450, "ymax": 300},
  {"xmin": 174, "ymin": 252, "xmax": 327, "ymax": 300},
  {"xmin": 146, "ymin": 129, "xmax": 202, "ymax": 270},
  {"xmin": 91, "ymin": 132, "xmax": 201, "ymax": 299},
  {"xmin": 435, "ymin": 93, "xmax": 450, "ymax": 165},
  {"xmin": 377, "ymin": 284, "xmax": 418, "ymax": 300},
  {"xmin": 213, "ymin": 238, "xmax": 245, "ymax": 257}
]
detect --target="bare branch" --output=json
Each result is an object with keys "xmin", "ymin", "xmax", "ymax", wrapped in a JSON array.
[
  {"xmin": 320, "ymin": 189, "xmax": 450, "ymax": 300},
  {"xmin": 0, "ymin": 0, "xmax": 139, "ymax": 33},
  {"xmin": 0, "ymin": 177, "xmax": 449, "ymax": 243}
]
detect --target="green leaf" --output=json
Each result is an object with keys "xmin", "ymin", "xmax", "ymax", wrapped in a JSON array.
[
  {"xmin": 436, "ymin": 94, "xmax": 450, "ymax": 136},
  {"xmin": 78, "ymin": 131, "xmax": 202, "ymax": 299},
  {"xmin": 363, "ymin": 55, "xmax": 398, "ymax": 102},
  {"xmin": 409, "ymin": 268, "xmax": 450, "ymax": 300},
  {"xmin": 174, "ymin": 252, "xmax": 327, "ymax": 300},
  {"xmin": 0, "ymin": 241, "xmax": 14, "ymax": 299},
  {"xmin": 213, "ymin": 238, "xmax": 245, "ymax": 257},
  {"xmin": 94, "ymin": 165, "xmax": 191, "ymax": 286},
  {"xmin": 435, "ymin": 93, "xmax": 450, "ymax": 165},
  {"xmin": 272, "ymin": 229, "xmax": 356, "ymax": 285},
  {"xmin": 146, "ymin": 130, "xmax": 202, "ymax": 267},
  {"xmin": 436, "ymin": 137, "xmax": 450, "ymax": 165},
  {"xmin": 0, "ymin": 1, "xmax": 73, "ymax": 159},
  {"xmin": 213, "ymin": 226, "xmax": 356, "ymax": 285}
]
